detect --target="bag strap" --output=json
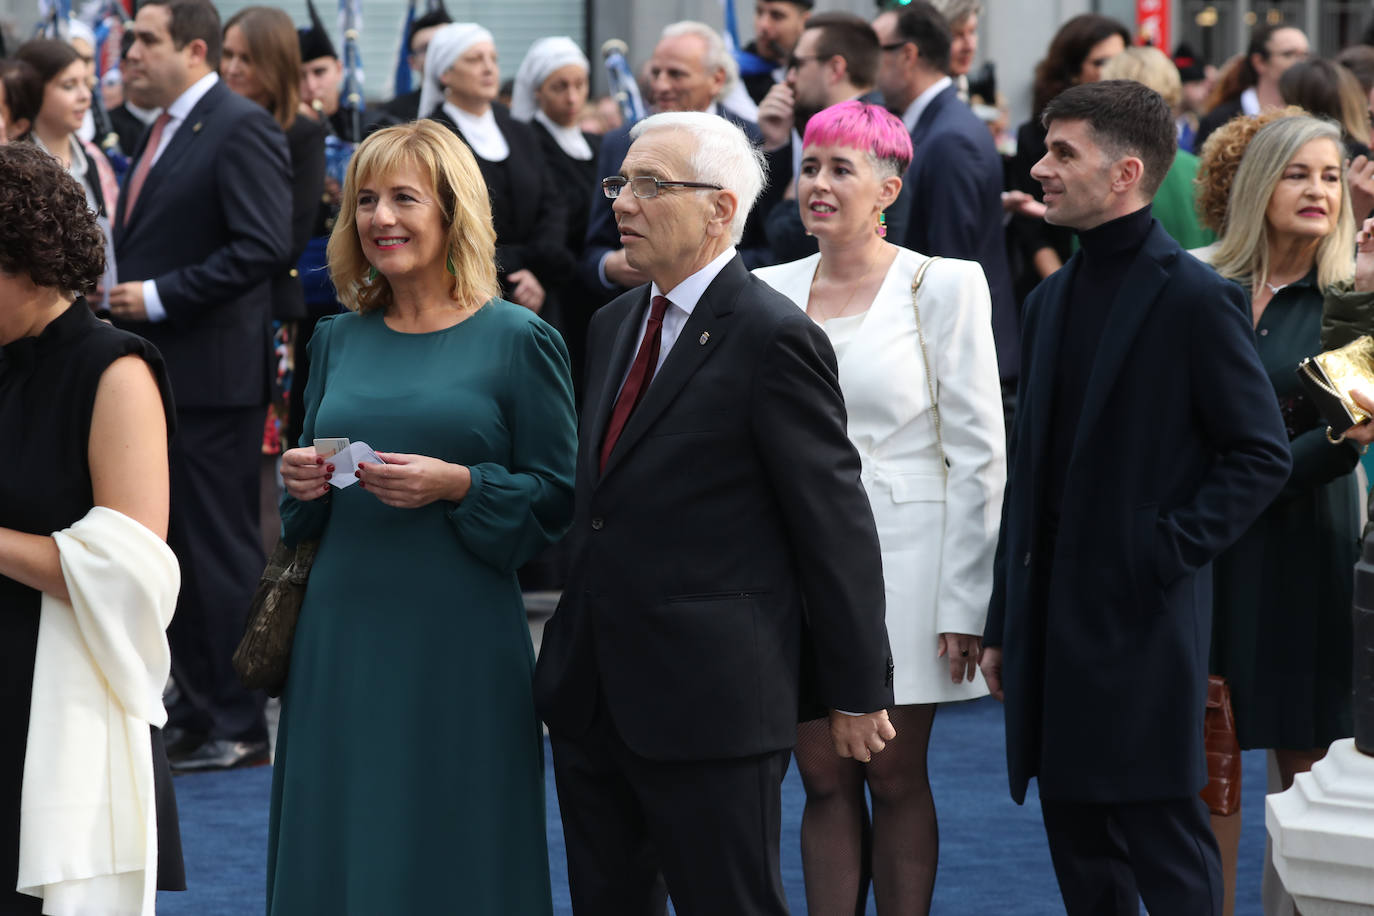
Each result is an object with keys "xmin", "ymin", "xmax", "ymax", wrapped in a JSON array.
[{"xmin": 911, "ymin": 256, "xmax": 946, "ymax": 478}]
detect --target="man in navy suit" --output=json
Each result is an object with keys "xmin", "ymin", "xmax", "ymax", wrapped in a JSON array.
[
  {"xmin": 109, "ymin": 0, "xmax": 291, "ymax": 771},
  {"xmin": 579, "ymin": 21, "xmax": 769, "ymax": 306},
  {"xmin": 979, "ymin": 80, "xmax": 1291, "ymax": 914},
  {"xmin": 874, "ymin": 1, "xmax": 1019, "ymax": 396}
]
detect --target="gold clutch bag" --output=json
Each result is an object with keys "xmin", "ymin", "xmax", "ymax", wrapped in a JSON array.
[{"xmin": 1297, "ymin": 334, "xmax": 1374, "ymax": 431}]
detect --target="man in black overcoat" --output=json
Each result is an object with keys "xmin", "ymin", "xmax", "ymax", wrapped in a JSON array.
[{"xmin": 980, "ymin": 80, "xmax": 1292, "ymax": 914}]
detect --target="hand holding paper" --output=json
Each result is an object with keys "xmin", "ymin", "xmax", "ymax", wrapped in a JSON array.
[
  {"xmin": 356, "ymin": 452, "xmax": 472, "ymax": 509},
  {"xmin": 319, "ymin": 440, "xmax": 386, "ymax": 489}
]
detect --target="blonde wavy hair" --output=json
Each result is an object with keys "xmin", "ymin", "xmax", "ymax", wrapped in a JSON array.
[
  {"xmin": 1208, "ymin": 114, "xmax": 1354, "ymax": 293},
  {"xmin": 1101, "ymin": 46, "xmax": 1181, "ymax": 110},
  {"xmin": 327, "ymin": 119, "xmax": 499, "ymax": 314},
  {"xmin": 1194, "ymin": 106, "xmax": 1303, "ymax": 234}
]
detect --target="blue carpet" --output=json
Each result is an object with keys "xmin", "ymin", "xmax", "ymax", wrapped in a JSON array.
[{"xmin": 156, "ymin": 697, "xmax": 1268, "ymax": 915}]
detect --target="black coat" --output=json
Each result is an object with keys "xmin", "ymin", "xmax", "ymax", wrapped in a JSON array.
[
  {"xmin": 985, "ymin": 221, "xmax": 1291, "ymax": 804},
  {"xmin": 534, "ymin": 255, "xmax": 893, "ymax": 761},
  {"xmin": 113, "ymin": 80, "xmax": 292, "ymax": 408},
  {"xmin": 271, "ymin": 113, "xmax": 327, "ymax": 321},
  {"xmin": 427, "ymin": 102, "xmax": 573, "ymax": 289},
  {"xmin": 902, "ymin": 85, "xmax": 1020, "ymax": 382}
]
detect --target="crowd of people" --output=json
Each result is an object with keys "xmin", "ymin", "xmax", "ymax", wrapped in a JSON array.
[{"xmin": 3, "ymin": 0, "xmax": 1374, "ymax": 914}]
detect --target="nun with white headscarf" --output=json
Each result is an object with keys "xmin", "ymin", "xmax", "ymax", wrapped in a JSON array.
[
  {"xmin": 421, "ymin": 23, "xmax": 571, "ymax": 320},
  {"xmin": 511, "ymin": 36, "xmax": 601, "ymax": 383}
]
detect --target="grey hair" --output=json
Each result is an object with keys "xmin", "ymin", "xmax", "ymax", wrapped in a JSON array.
[
  {"xmin": 660, "ymin": 20, "xmax": 739, "ymax": 102},
  {"xmin": 630, "ymin": 111, "xmax": 768, "ymax": 243},
  {"xmin": 929, "ymin": 0, "xmax": 981, "ymax": 28}
]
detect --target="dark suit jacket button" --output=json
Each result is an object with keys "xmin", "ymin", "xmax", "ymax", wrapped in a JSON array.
[
  {"xmin": 1023, "ymin": 552, "xmax": 1031, "ymax": 567},
  {"xmin": 591, "ymin": 517, "xmax": 604, "ymax": 530}
]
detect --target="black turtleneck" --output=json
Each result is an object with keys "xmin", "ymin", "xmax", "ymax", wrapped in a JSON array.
[{"xmin": 1047, "ymin": 204, "xmax": 1155, "ymax": 518}]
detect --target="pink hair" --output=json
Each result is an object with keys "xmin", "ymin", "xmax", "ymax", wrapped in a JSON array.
[{"xmin": 801, "ymin": 100, "xmax": 913, "ymax": 175}]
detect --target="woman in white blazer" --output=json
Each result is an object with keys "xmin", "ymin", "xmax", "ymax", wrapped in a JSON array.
[{"xmin": 754, "ymin": 100, "xmax": 1006, "ymax": 915}]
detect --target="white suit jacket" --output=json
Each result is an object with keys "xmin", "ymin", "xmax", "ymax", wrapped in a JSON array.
[{"xmin": 754, "ymin": 249, "xmax": 1006, "ymax": 703}]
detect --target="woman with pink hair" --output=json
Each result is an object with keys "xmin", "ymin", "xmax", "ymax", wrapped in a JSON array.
[{"xmin": 755, "ymin": 100, "xmax": 1006, "ymax": 914}]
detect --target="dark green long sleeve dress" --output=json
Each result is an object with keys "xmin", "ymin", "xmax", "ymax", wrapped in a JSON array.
[
  {"xmin": 1210, "ymin": 273, "xmax": 1360, "ymax": 750},
  {"xmin": 266, "ymin": 301, "xmax": 576, "ymax": 913}
]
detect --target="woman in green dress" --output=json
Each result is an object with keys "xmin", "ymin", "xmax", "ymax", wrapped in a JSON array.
[
  {"xmin": 268, "ymin": 120, "xmax": 576, "ymax": 913},
  {"xmin": 1206, "ymin": 114, "xmax": 1360, "ymax": 913}
]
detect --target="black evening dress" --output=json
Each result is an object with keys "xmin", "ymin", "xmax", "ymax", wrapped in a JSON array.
[{"xmin": 0, "ymin": 299, "xmax": 185, "ymax": 914}]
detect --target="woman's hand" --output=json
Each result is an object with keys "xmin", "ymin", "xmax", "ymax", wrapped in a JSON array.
[
  {"xmin": 938, "ymin": 633, "xmax": 982, "ymax": 684},
  {"xmin": 282, "ymin": 447, "xmax": 331, "ymax": 501},
  {"xmin": 357, "ymin": 453, "xmax": 471, "ymax": 508},
  {"xmin": 507, "ymin": 269, "xmax": 546, "ymax": 313},
  {"xmin": 1341, "ymin": 386, "xmax": 1374, "ymax": 446},
  {"xmin": 1348, "ymin": 157, "xmax": 1374, "ymax": 229},
  {"xmin": 1355, "ymin": 215, "xmax": 1374, "ymax": 293}
]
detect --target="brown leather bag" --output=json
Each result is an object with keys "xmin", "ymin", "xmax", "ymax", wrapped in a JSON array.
[{"xmin": 1200, "ymin": 675, "xmax": 1242, "ymax": 816}]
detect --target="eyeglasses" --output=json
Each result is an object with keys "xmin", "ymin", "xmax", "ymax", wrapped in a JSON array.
[
  {"xmin": 879, "ymin": 41, "xmax": 910, "ymax": 53},
  {"xmin": 601, "ymin": 176, "xmax": 723, "ymax": 199},
  {"xmin": 785, "ymin": 54, "xmax": 825, "ymax": 71}
]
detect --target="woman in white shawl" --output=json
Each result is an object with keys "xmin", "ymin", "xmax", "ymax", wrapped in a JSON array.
[
  {"xmin": 0, "ymin": 144, "xmax": 182, "ymax": 915},
  {"xmin": 510, "ymin": 35, "xmax": 601, "ymax": 387},
  {"xmin": 420, "ymin": 24, "xmax": 573, "ymax": 321}
]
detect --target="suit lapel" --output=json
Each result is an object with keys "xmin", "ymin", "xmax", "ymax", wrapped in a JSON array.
[
  {"xmin": 1024, "ymin": 260, "xmax": 1074, "ymax": 479},
  {"xmin": 586, "ymin": 291, "xmax": 650, "ymax": 474},
  {"xmin": 1069, "ymin": 224, "xmax": 1173, "ymax": 457},
  {"xmin": 599, "ymin": 257, "xmax": 745, "ymax": 478},
  {"xmin": 910, "ymin": 85, "xmax": 953, "ymax": 149},
  {"xmin": 119, "ymin": 83, "xmax": 223, "ymax": 236}
]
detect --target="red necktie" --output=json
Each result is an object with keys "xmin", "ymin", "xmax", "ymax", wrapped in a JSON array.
[
  {"xmin": 600, "ymin": 295, "xmax": 670, "ymax": 472},
  {"xmin": 121, "ymin": 112, "xmax": 172, "ymax": 226}
]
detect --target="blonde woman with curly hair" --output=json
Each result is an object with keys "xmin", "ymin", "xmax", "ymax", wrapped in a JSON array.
[
  {"xmin": 270, "ymin": 119, "xmax": 576, "ymax": 914},
  {"xmin": 1204, "ymin": 113, "xmax": 1359, "ymax": 915}
]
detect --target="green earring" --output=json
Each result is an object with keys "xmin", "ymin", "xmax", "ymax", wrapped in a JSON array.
[
  {"xmin": 367, "ymin": 266, "xmax": 378, "ymax": 282},
  {"xmin": 446, "ymin": 254, "xmax": 457, "ymax": 276},
  {"xmin": 877, "ymin": 211, "xmax": 888, "ymax": 238}
]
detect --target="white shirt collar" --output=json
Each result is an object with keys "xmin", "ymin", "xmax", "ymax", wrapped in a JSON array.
[
  {"xmin": 534, "ymin": 110, "xmax": 593, "ymax": 161},
  {"xmin": 125, "ymin": 102, "xmax": 159, "ymax": 125},
  {"xmin": 443, "ymin": 101, "xmax": 510, "ymax": 162},
  {"xmin": 1240, "ymin": 86, "xmax": 1261, "ymax": 117},
  {"xmin": 901, "ymin": 75, "xmax": 953, "ymax": 134},
  {"xmin": 651, "ymin": 246, "xmax": 738, "ymax": 314},
  {"xmin": 164, "ymin": 71, "xmax": 218, "ymax": 123}
]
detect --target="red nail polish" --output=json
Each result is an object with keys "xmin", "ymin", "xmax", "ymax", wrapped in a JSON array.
[
  {"xmin": 354, "ymin": 470, "xmax": 360, "ymax": 477},
  {"xmin": 315, "ymin": 457, "xmax": 323, "ymax": 465},
  {"xmin": 327, "ymin": 465, "xmax": 335, "ymax": 473}
]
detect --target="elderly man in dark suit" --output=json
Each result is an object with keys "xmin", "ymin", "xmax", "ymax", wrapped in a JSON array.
[
  {"xmin": 109, "ymin": 0, "xmax": 290, "ymax": 771},
  {"xmin": 980, "ymin": 80, "xmax": 1291, "ymax": 915},
  {"xmin": 579, "ymin": 21, "xmax": 770, "ymax": 306},
  {"xmin": 535, "ymin": 111, "xmax": 894, "ymax": 915},
  {"xmin": 874, "ymin": 1, "xmax": 1019, "ymax": 397}
]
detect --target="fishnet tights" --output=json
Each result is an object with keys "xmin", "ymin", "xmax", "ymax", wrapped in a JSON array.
[{"xmin": 795, "ymin": 705, "xmax": 939, "ymax": 915}]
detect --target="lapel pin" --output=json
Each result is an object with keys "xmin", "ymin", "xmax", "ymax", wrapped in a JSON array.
[
  {"xmin": 192, "ymin": 122, "xmax": 203, "ymax": 133},
  {"xmin": 699, "ymin": 331, "xmax": 711, "ymax": 345}
]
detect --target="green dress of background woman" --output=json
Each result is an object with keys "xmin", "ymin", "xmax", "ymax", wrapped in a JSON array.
[
  {"xmin": 266, "ymin": 300, "xmax": 576, "ymax": 913},
  {"xmin": 1210, "ymin": 274, "xmax": 1359, "ymax": 751}
]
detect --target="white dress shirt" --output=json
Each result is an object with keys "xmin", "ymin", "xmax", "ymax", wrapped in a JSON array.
[
  {"xmin": 140, "ymin": 71, "xmax": 219, "ymax": 323},
  {"xmin": 900, "ymin": 75, "xmax": 953, "ymax": 134},
  {"xmin": 616, "ymin": 246, "xmax": 737, "ymax": 395}
]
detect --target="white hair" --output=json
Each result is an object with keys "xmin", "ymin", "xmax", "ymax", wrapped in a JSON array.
[
  {"xmin": 659, "ymin": 20, "xmax": 739, "ymax": 103},
  {"xmin": 631, "ymin": 112, "xmax": 767, "ymax": 243}
]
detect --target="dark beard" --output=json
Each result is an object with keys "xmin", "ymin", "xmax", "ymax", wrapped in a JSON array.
[{"xmin": 793, "ymin": 101, "xmax": 823, "ymax": 136}]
